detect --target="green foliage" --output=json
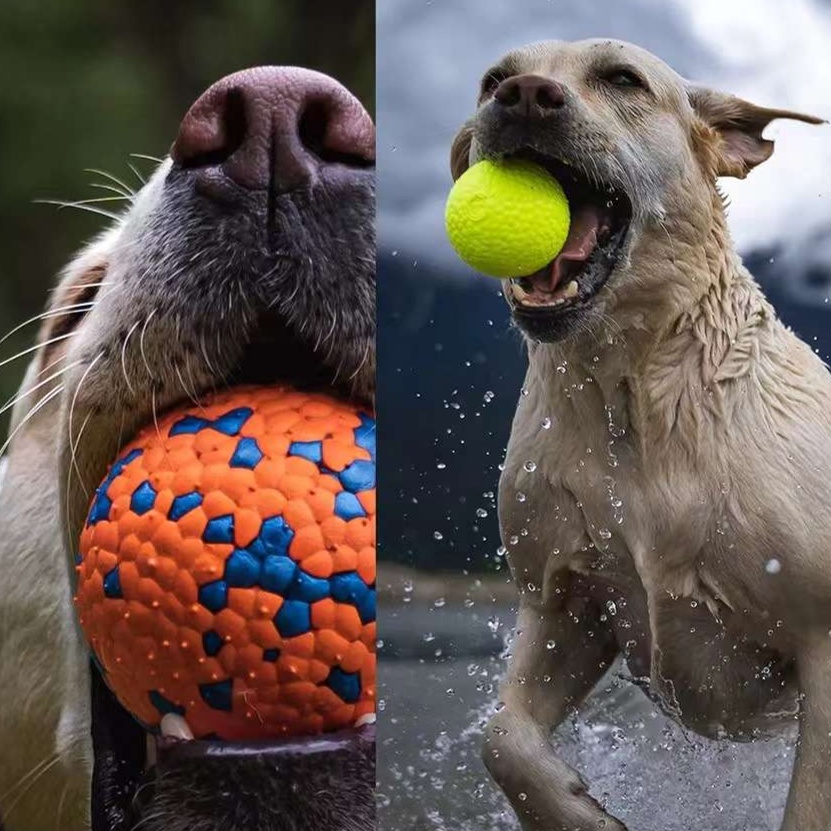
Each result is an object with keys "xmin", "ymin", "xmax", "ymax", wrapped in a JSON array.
[{"xmin": 0, "ymin": 0, "xmax": 374, "ymax": 434}]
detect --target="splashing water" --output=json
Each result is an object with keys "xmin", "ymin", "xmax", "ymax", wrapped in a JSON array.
[{"xmin": 380, "ymin": 605, "xmax": 794, "ymax": 831}]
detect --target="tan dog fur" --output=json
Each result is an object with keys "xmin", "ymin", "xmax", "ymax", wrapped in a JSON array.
[{"xmin": 451, "ymin": 39, "xmax": 828, "ymax": 830}]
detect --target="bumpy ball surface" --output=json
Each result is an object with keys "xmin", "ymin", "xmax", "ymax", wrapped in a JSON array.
[
  {"xmin": 76, "ymin": 386, "xmax": 375, "ymax": 740},
  {"xmin": 445, "ymin": 159, "xmax": 571, "ymax": 279}
]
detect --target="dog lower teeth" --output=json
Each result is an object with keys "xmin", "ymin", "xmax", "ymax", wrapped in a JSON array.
[{"xmin": 511, "ymin": 279, "xmax": 580, "ymax": 306}]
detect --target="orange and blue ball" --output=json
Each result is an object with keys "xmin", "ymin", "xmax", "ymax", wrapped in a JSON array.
[{"xmin": 75, "ymin": 386, "xmax": 376, "ymax": 741}]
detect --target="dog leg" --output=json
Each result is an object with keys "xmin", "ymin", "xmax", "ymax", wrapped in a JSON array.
[
  {"xmin": 482, "ymin": 585, "xmax": 625, "ymax": 831},
  {"xmin": 780, "ymin": 634, "xmax": 831, "ymax": 830}
]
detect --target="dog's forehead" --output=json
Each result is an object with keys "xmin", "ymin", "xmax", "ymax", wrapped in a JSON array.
[{"xmin": 497, "ymin": 38, "xmax": 683, "ymax": 88}]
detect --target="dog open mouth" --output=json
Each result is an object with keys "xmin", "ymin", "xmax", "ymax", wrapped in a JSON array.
[{"xmin": 504, "ymin": 150, "xmax": 632, "ymax": 337}]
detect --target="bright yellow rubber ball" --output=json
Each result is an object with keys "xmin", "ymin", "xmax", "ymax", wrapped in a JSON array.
[{"xmin": 445, "ymin": 159, "xmax": 571, "ymax": 279}]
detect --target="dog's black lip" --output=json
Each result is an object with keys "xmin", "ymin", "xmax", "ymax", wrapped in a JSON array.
[
  {"xmin": 509, "ymin": 221, "xmax": 631, "ymax": 313},
  {"xmin": 508, "ymin": 221, "xmax": 631, "ymax": 342}
]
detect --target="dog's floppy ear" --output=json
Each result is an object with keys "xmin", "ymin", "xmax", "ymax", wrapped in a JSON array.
[
  {"xmin": 688, "ymin": 85, "xmax": 824, "ymax": 179},
  {"xmin": 450, "ymin": 121, "xmax": 474, "ymax": 181}
]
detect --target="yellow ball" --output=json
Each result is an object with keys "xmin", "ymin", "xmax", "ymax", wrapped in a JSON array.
[{"xmin": 445, "ymin": 159, "xmax": 571, "ymax": 279}]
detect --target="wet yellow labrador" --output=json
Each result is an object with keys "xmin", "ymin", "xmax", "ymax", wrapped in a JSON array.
[{"xmin": 451, "ymin": 38, "xmax": 827, "ymax": 830}]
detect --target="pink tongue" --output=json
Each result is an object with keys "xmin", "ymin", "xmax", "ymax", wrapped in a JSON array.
[{"xmin": 534, "ymin": 205, "xmax": 602, "ymax": 292}]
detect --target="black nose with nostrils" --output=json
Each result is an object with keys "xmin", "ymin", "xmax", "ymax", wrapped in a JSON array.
[
  {"xmin": 171, "ymin": 66, "xmax": 375, "ymax": 192},
  {"xmin": 494, "ymin": 74, "xmax": 567, "ymax": 118}
]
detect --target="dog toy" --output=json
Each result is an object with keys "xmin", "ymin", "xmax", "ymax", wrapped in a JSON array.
[
  {"xmin": 75, "ymin": 386, "xmax": 376, "ymax": 741},
  {"xmin": 445, "ymin": 159, "xmax": 571, "ymax": 278}
]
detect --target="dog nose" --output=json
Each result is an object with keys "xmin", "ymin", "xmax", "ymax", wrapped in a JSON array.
[
  {"xmin": 494, "ymin": 74, "xmax": 566, "ymax": 117},
  {"xmin": 171, "ymin": 67, "xmax": 375, "ymax": 192}
]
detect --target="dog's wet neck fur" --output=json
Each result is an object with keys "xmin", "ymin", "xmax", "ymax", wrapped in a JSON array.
[{"xmin": 523, "ymin": 181, "xmax": 771, "ymax": 456}]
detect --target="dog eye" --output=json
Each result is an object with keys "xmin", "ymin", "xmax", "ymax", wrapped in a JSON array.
[
  {"xmin": 480, "ymin": 69, "xmax": 509, "ymax": 97},
  {"xmin": 603, "ymin": 68, "xmax": 647, "ymax": 90}
]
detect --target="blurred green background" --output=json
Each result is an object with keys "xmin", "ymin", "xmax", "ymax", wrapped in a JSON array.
[{"xmin": 0, "ymin": 0, "xmax": 373, "ymax": 437}]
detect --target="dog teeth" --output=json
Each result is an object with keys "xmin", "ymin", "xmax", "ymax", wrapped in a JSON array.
[
  {"xmin": 511, "ymin": 280, "xmax": 530, "ymax": 302},
  {"xmin": 355, "ymin": 713, "xmax": 377, "ymax": 728},
  {"xmin": 563, "ymin": 280, "xmax": 579, "ymax": 299},
  {"xmin": 160, "ymin": 713, "xmax": 194, "ymax": 741}
]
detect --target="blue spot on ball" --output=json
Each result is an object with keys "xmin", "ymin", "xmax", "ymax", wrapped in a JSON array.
[
  {"xmin": 198, "ymin": 580, "xmax": 228, "ymax": 613},
  {"xmin": 334, "ymin": 492, "xmax": 366, "ymax": 520},
  {"xmin": 289, "ymin": 570, "xmax": 331, "ymax": 603},
  {"xmin": 288, "ymin": 440, "xmax": 323, "ymax": 463},
  {"xmin": 331, "ymin": 572, "xmax": 375, "ymax": 624},
  {"xmin": 224, "ymin": 548, "xmax": 262, "ymax": 588},
  {"xmin": 211, "ymin": 408, "xmax": 254, "ymax": 437},
  {"xmin": 169, "ymin": 491, "xmax": 203, "ymax": 521},
  {"xmin": 230, "ymin": 437, "xmax": 264, "ymax": 469},
  {"xmin": 275, "ymin": 600, "xmax": 311, "ymax": 637},
  {"xmin": 87, "ymin": 448, "xmax": 143, "ymax": 526},
  {"xmin": 170, "ymin": 407, "xmax": 253, "ymax": 437},
  {"xmin": 204, "ymin": 514, "xmax": 235, "ymax": 544},
  {"xmin": 202, "ymin": 630, "xmax": 224, "ymax": 657},
  {"xmin": 149, "ymin": 690, "xmax": 185, "ymax": 716},
  {"xmin": 250, "ymin": 516, "xmax": 293, "ymax": 559},
  {"xmin": 354, "ymin": 414, "xmax": 376, "ymax": 461},
  {"xmin": 263, "ymin": 648, "xmax": 280, "ymax": 662},
  {"xmin": 325, "ymin": 667, "xmax": 361, "ymax": 704},
  {"xmin": 199, "ymin": 678, "xmax": 234, "ymax": 711},
  {"xmin": 103, "ymin": 567, "xmax": 123, "ymax": 599},
  {"xmin": 130, "ymin": 481, "xmax": 157, "ymax": 515},
  {"xmin": 261, "ymin": 555, "xmax": 297, "ymax": 594},
  {"xmin": 339, "ymin": 459, "xmax": 375, "ymax": 493}
]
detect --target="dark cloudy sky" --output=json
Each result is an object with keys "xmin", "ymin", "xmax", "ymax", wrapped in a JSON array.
[{"xmin": 378, "ymin": 0, "xmax": 831, "ymax": 303}]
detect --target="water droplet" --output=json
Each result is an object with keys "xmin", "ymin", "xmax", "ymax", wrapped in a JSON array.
[
  {"xmin": 546, "ymin": 640, "xmax": 556, "ymax": 650},
  {"xmin": 523, "ymin": 460, "xmax": 537, "ymax": 472},
  {"xmin": 541, "ymin": 416, "xmax": 552, "ymax": 430},
  {"xmin": 516, "ymin": 492, "xmax": 527, "ymax": 503},
  {"xmin": 433, "ymin": 530, "xmax": 443, "ymax": 540},
  {"xmin": 766, "ymin": 558, "xmax": 781, "ymax": 574}
]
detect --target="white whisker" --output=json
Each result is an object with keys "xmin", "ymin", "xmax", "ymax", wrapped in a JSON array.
[
  {"xmin": 130, "ymin": 153, "xmax": 164, "ymax": 164},
  {"xmin": 120, "ymin": 320, "xmax": 142, "ymax": 398},
  {"xmin": 127, "ymin": 162, "xmax": 146, "ymax": 186},
  {"xmin": 0, "ymin": 384, "xmax": 64, "ymax": 457},
  {"xmin": 83, "ymin": 168, "xmax": 135, "ymax": 196},
  {"xmin": 139, "ymin": 310, "xmax": 157, "ymax": 379},
  {"xmin": 0, "ymin": 752, "xmax": 62, "ymax": 816},
  {"xmin": 0, "ymin": 303, "xmax": 95, "ymax": 346},
  {"xmin": 0, "ymin": 332, "xmax": 74, "ymax": 369},
  {"xmin": 66, "ymin": 353, "xmax": 104, "ymax": 500},
  {"xmin": 89, "ymin": 182, "xmax": 134, "ymax": 200},
  {"xmin": 0, "ymin": 359, "xmax": 82, "ymax": 416},
  {"xmin": 34, "ymin": 199, "xmax": 121, "ymax": 222}
]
